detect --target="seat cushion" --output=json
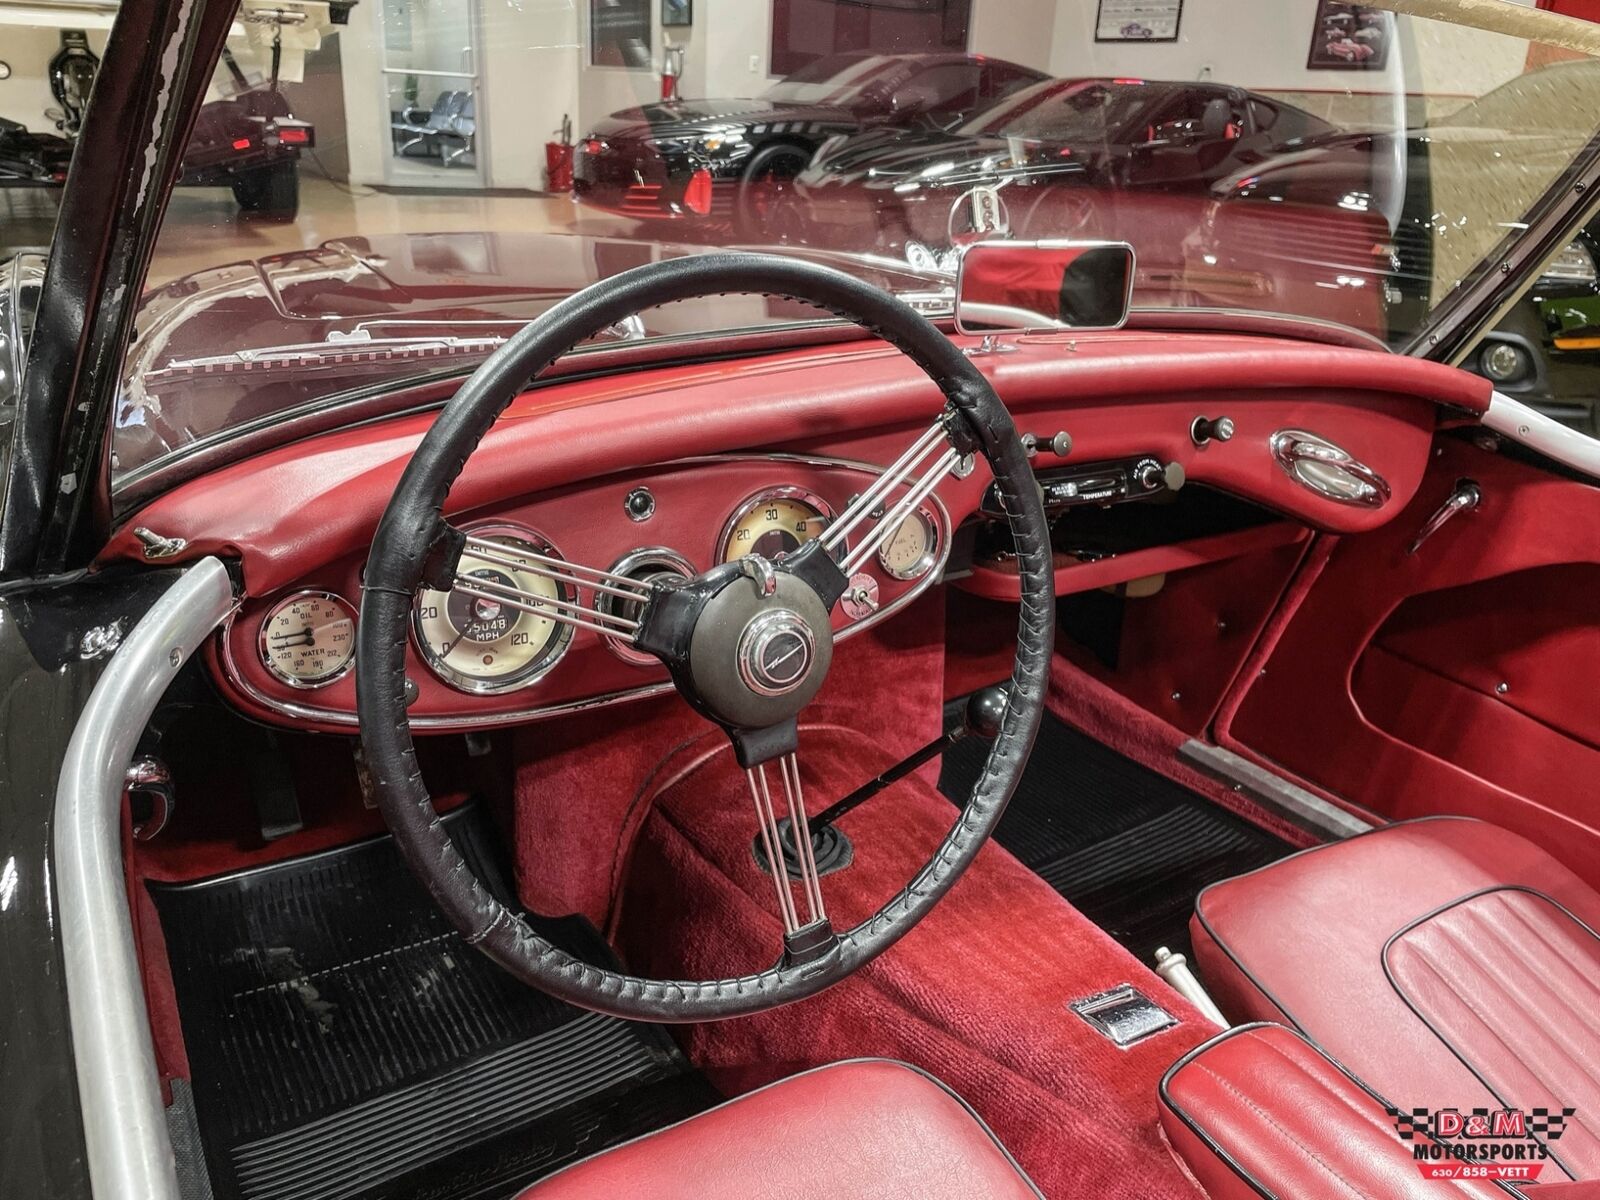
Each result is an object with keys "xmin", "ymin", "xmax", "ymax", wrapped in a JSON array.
[
  {"xmin": 1161, "ymin": 1024, "xmax": 1515, "ymax": 1198},
  {"xmin": 518, "ymin": 1059, "xmax": 1043, "ymax": 1199},
  {"xmin": 1191, "ymin": 817, "xmax": 1600, "ymax": 1178}
]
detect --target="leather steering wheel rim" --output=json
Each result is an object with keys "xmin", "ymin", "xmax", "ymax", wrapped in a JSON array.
[{"xmin": 357, "ymin": 253, "xmax": 1055, "ymax": 1022}]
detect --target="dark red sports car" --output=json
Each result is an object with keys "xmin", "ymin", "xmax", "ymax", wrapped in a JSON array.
[{"xmin": 572, "ymin": 52, "xmax": 1046, "ymax": 235}]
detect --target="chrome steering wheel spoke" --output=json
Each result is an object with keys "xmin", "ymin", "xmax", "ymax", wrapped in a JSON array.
[
  {"xmin": 820, "ymin": 413, "xmax": 972, "ymax": 579},
  {"xmin": 747, "ymin": 750, "xmax": 837, "ymax": 965},
  {"xmin": 447, "ymin": 531, "xmax": 656, "ymax": 644}
]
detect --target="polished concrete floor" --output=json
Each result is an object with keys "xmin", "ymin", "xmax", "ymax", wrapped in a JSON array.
[{"xmin": 3, "ymin": 175, "xmax": 642, "ymax": 286}]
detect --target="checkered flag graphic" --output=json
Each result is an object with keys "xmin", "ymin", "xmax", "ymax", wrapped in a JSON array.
[
  {"xmin": 1527, "ymin": 1108, "xmax": 1576, "ymax": 1141},
  {"xmin": 1387, "ymin": 1107, "xmax": 1431, "ymax": 1141}
]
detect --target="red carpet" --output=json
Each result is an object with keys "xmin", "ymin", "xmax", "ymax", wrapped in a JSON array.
[{"xmin": 615, "ymin": 724, "xmax": 1208, "ymax": 1200}]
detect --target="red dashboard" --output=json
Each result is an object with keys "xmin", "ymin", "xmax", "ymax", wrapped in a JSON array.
[{"xmin": 103, "ymin": 330, "xmax": 1490, "ymax": 733}]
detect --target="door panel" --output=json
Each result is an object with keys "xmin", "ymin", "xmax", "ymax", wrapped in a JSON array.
[{"xmin": 1222, "ymin": 433, "xmax": 1600, "ymax": 887}]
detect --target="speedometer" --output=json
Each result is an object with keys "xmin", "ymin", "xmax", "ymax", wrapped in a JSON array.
[
  {"xmin": 413, "ymin": 525, "xmax": 574, "ymax": 694},
  {"xmin": 718, "ymin": 487, "xmax": 834, "ymax": 564}
]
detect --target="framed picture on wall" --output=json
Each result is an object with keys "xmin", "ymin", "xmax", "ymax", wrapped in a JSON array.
[
  {"xmin": 1307, "ymin": 1, "xmax": 1392, "ymax": 70},
  {"xmin": 1094, "ymin": 0, "xmax": 1182, "ymax": 43},
  {"xmin": 663, "ymin": 0, "xmax": 692, "ymax": 27}
]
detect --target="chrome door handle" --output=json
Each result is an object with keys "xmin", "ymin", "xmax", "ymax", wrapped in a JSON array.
[
  {"xmin": 1270, "ymin": 430, "xmax": 1392, "ymax": 507},
  {"xmin": 1408, "ymin": 479, "xmax": 1481, "ymax": 555}
]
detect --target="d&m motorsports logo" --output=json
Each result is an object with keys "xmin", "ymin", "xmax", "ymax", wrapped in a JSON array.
[{"xmin": 1387, "ymin": 1106, "xmax": 1576, "ymax": 1182}]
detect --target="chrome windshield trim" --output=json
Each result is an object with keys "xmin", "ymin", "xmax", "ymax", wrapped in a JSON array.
[{"xmin": 54, "ymin": 557, "xmax": 237, "ymax": 1200}]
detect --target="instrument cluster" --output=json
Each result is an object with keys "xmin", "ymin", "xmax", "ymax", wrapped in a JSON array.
[{"xmin": 220, "ymin": 454, "xmax": 952, "ymax": 731}]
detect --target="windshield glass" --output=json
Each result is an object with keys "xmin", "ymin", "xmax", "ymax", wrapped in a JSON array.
[
  {"xmin": 961, "ymin": 79, "xmax": 1154, "ymax": 140},
  {"xmin": 109, "ymin": 0, "xmax": 1600, "ymax": 487}
]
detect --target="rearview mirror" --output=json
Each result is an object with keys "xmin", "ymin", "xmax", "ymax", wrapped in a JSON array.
[{"xmin": 955, "ymin": 240, "xmax": 1136, "ymax": 335}]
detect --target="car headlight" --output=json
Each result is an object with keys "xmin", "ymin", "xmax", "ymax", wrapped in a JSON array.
[
  {"xmin": 1479, "ymin": 340, "xmax": 1529, "ymax": 383},
  {"xmin": 1539, "ymin": 240, "xmax": 1598, "ymax": 289}
]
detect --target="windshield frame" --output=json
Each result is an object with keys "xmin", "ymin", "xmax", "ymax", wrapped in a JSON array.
[{"xmin": 0, "ymin": 0, "xmax": 238, "ymax": 579}]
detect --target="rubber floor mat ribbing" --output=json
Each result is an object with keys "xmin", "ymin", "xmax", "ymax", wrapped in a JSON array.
[
  {"xmin": 151, "ymin": 804, "xmax": 714, "ymax": 1200},
  {"xmin": 939, "ymin": 706, "xmax": 1291, "ymax": 963}
]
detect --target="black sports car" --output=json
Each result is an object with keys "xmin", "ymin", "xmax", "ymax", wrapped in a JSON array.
[{"xmin": 571, "ymin": 51, "xmax": 1046, "ymax": 236}]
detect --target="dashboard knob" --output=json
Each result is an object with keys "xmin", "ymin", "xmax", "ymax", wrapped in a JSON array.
[
  {"xmin": 1022, "ymin": 431, "xmax": 1073, "ymax": 459},
  {"xmin": 1134, "ymin": 459, "xmax": 1165, "ymax": 491},
  {"xmin": 1191, "ymin": 415, "xmax": 1236, "ymax": 446}
]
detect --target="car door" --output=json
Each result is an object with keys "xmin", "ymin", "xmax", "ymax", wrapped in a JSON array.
[
  {"xmin": 1124, "ymin": 88, "xmax": 1248, "ymax": 190},
  {"xmin": 1217, "ymin": 370, "xmax": 1600, "ymax": 889}
]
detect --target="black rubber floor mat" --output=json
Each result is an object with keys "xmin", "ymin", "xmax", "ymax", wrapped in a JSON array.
[
  {"xmin": 150, "ymin": 804, "xmax": 714, "ymax": 1200},
  {"xmin": 939, "ymin": 705, "xmax": 1291, "ymax": 964}
]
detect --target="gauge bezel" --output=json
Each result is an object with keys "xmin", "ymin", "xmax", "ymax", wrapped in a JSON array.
[
  {"xmin": 878, "ymin": 506, "xmax": 941, "ymax": 582},
  {"xmin": 258, "ymin": 590, "xmax": 359, "ymax": 690},
  {"xmin": 412, "ymin": 522, "xmax": 576, "ymax": 696},
  {"xmin": 716, "ymin": 485, "xmax": 837, "ymax": 565},
  {"xmin": 598, "ymin": 547, "xmax": 696, "ymax": 666}
]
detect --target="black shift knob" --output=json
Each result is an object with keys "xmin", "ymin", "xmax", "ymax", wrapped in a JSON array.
[{"xmin": 964, "ymin": 686, "xmax": 1010, "ymax": 740}]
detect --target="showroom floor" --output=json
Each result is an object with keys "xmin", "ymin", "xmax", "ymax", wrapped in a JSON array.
[
  {"xmin": 148, "ymin": 177, "xmax": 639, "ymax": 286},
  {"xmin": 3, "ymin": 176, "xmax": 641, "ymax": 286}
]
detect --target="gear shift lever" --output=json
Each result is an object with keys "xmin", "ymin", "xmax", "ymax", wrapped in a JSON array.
[{"xmin": 758, "ymin": 686, "xmax": 1009, "ymax": 880}]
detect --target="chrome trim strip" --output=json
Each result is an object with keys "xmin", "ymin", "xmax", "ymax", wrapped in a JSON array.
[
  {"xmin": 1177, "ymin": 740, "xmax": 1373, "ymax": 840},
  {"xmin": 1484, "ymin": 390, "xmax": 1600, "ymax": 483},
  {"xmin": 55, "ymin": 557, "xmax": 238, "ymax": 1200},
  {"xmin": 218, "ymin": 452, "xmax": 953, "ymax": 731}
]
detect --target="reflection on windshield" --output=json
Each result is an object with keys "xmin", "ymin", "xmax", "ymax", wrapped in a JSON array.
[
  {"xmin": 962, "ymin": 79, "xmax": 1147, "ymax": 140},
  {"xmin": 86, "ymin": 0, "xmax": 1600, "ymax": 486}
]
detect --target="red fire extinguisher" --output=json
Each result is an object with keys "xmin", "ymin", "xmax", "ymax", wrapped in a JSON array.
[
  {"xmin": 545, "ymin": 114, "xmax": 574, "ymax": 193},
  {"xmin": 662, "ymin": 44, "xmax": 685, "ymax": 102}
]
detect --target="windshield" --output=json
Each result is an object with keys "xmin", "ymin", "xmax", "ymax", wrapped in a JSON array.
[
  {"xmin": 961, "ymin": 79, "xmax": 1155, "ymax": 141},
  {"xmin": 100, "ymin": 0, "xmax": 1600, "ymax": 488},
  {"xmin": 761, "ymin": 54, "xmax": 910, "ymax": 106}
]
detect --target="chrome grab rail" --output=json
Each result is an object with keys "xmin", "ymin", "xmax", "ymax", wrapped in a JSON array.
[{"xmin": 55, "ymin": 558, "xmax": 237, "ymax": 1200}]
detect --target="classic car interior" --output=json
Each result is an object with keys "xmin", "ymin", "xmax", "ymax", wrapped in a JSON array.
[
  {"xmin": 76, "ymin": 236, "xmax": 1599, "ymax": 1199},
  {"xmin": 9, "ymin": 1, "xmax": 1600, "ymax": 1199}
]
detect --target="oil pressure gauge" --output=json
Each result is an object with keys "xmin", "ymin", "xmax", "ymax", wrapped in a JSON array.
[{"xmin": 259, "ymin": 592, "xmax": 357, "ymax": 688}]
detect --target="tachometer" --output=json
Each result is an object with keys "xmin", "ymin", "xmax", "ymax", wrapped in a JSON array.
[
  {"xmin": 259, "ymin": 592, "xmax": 357, "ymax": 688},
  {"xmin": 413, "ymin": 526, "xmax": 574, "ymax": 694},
  {"xmin": 719, "ymin": 487, "xmax": 833, "ymax": 564}
]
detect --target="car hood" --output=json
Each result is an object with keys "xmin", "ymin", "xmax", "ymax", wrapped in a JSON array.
[
  {"xmin": 116, "ymin": 230, "xmax": 941, "ymax": 480},
  {"xmin": 803, "ymin": 127, "xmax": 1085, "ymax": 190},
  {"xmin": 589, "ymin": 98, "xmax": 856, "ymax": 140}
]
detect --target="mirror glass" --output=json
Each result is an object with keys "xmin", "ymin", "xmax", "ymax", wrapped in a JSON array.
[{"xmin": 956, "ymin": 240, "xmax": 1136, "ymax": 335}]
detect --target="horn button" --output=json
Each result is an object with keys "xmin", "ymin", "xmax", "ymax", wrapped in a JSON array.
[{"xmin": 688, "ymin": 562, "xmax": 834, "ymax": 731}]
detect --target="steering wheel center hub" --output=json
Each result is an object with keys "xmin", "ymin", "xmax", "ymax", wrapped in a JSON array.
[
  {"xmin": 738, "ymin": 608, "xmax": 816, "ymax": 697},
  {"xmin": 685, "ymin": 564, "xmax": 835, "ymax": 732}
]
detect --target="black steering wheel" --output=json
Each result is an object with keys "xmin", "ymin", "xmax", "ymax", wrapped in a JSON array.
[{"xmin": 357, "ymin": 253, "xmax": 1054, "ymax": 1022}]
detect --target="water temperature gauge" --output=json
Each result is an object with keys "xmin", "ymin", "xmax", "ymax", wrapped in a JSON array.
[{"xmin": 258, "ymin": 592, "xmax": 357, "ymax": 688}]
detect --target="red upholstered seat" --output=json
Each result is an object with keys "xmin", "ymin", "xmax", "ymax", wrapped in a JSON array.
[
  {"xmin": 1161, "ymin": 1024, "xmax": 1516, "ymax": 1199},
  {"xmin": 517, "ymin": 1059, "xmax": 1043, "ymax": 1199},
  {"xmin": 1191, "ymin": 817, "xmax": 1600, "ymax": 1180}
]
